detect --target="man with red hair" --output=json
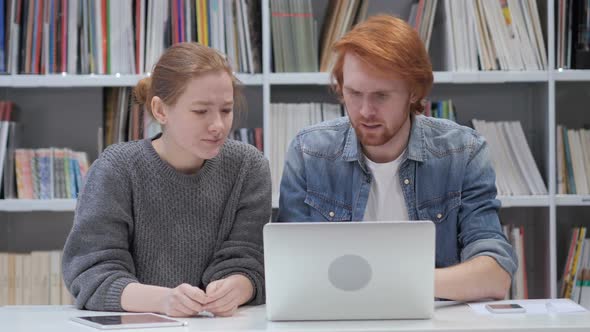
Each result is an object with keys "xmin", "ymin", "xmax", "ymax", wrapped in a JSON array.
[{"xmin": 278, "ymin": 15, "xmax": 516, "ymax": 301}]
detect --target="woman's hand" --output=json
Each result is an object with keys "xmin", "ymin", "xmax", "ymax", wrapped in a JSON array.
[
  {"xmin": 160, "ymin": 283, "xmax": 209, "ymax": 317},
  {"xmin": 203, "ymin": 274, "xmax": 254, "ymax": 317}
]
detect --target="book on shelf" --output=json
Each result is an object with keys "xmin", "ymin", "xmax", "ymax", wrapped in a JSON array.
[
  {"xmin": 317, "ymin": 0, "xmax": 369, "ymax": 72},
  {"xmin": 231, "ymin": 127, "xmax": 263, "ymax": 152},
  {"xmin": 572, "ymin": 236, "xmax": 590, "ymax": 308},
  {"xmin": 442, "ymin": 0, "xmax": 546, "ymax": 71},
  {"xmin": 270, "ymin": 0, "xmax": 371, "ymax": 73},
  {"xmin": 408, "ymin": 0, "xmax": 438, "ymax": 52},
  {"xmin": 269, "ymin": 0, "xmax": 545, "ymax": 73},
  {"xmin": 561, "ymin": 226, "xmax": 590, "ymax": 309},
  {"xmin": 423, "ymin": 99, "xmax": 456, "ymax": 121},
  {"xmin": 0, "ymin": 101, "xmax": 18, "ymax": 199},
  {"xmin": 0, "ymin": 100, "xmax": 17, "ymax": 196},
  {"xmin": 556, "ymin": 0, "xmax": 590, "ymax": 69},
  {"xmin": 557, "ymin": 125, "xmax": 590, "ymax": 195},
  {"xmin": 102, "ymin": 87, "xmax": 160, "ymax": 150},
  {"xmin": 10, "ymin": 147, "xmax": 89, "ymax": 200},
  {"xmin": 103, "ymin": 88, "xmax": 263, "ymax": 152},
  {"xmin": 502, "ymin": 224, "xmax": 528, "ymax": 300},
  {"xmin": 472, "ymin": 119, "xmax": 547, "ymax": 196},
  {"xmin": 270, "ymin": 102, "xmax": 344, "ymax": 199},
  {"xmin": 270, "ymin": 0, "xmax": 319, "ymax": 72},
  {"xmin": 0, "ymin": 0, "xmax": 262, "ymax": 75},
  {"xmin": 0, "ymin": 250, "xmax": 73, "ymax": 306}
]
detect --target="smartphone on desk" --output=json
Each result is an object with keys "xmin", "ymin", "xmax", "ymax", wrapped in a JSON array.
[
  {"xmin": 71, "ymin": 313, "xmax": 187, "ymax": 330},
  {"xmin": 485, "ymin": 303, "xmax": 526, "ymax": 314}
]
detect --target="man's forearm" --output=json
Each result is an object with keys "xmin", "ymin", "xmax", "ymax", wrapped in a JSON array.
[{"xmin": 435, "ymin": 256, "xmax": 511, "ymax": 301}]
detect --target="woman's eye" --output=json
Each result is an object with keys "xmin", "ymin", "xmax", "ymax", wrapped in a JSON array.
[
  {"xmin": 222, "ymin": 109, "xmax": 233, "ymax": 114},
  {"xmin": 192, "ymin": 110, "xmax": 207, "ymax": 114}
]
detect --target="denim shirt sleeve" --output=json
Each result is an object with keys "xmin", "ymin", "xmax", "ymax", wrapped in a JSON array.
[
  {"xmin": 458, "ymin": 136, "xmax": 518, "ymax": 278},
  {"xmin": 277, "ymin": 137, "xmax": 310, "ymax": 222}
]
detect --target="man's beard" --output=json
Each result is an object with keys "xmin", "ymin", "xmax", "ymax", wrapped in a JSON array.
[{"xmin": 351, "ymin": 120, "xmax": 396, "ymax": 146}]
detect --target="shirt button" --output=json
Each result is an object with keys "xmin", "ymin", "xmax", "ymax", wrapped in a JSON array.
[
  {"xmin": 404, "ymin": 179, "xmax": 410, "ymax": 185},
  {"xmin": 329, "ymin": 211, "xmax": 335, "ymax": 218},
  {"xmin": 436, "ymin": 213, "xmax": 443, "ymax": 219}
]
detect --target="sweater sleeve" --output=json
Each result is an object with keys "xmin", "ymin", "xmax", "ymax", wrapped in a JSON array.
[
  {"xmin": 202, "ymin": 152, "xmax": 272, "ymax": 305},
  {"xmin": 62, "ymin": 156, "xmax": 138, "ymax": 311}
]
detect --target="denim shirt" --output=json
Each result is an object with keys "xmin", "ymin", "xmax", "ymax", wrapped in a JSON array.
[{"xmin": 277, "ymin": 115, "xmax": 518, "ymax": 277}]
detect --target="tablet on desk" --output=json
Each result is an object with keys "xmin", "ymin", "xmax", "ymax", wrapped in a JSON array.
[{"xmin": 71, "ymin": 313, "xmax": 187, "ymax": 330}]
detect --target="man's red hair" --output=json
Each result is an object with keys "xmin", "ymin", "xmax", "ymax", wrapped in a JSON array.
[{"xmin": 331, "ymin": 15, "xmax": 433, "ymax": 113}]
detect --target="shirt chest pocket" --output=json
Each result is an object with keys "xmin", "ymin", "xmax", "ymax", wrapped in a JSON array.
[
  {"xmin": 417, "ymin": 192, "xmax": 461, "ymax": 224},
  {"xmin": 304, "ymin": 191, "xmax": 352, "ymax": 221}
]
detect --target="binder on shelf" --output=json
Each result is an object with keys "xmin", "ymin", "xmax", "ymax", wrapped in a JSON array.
[
  {"xmin": 472, "ymin": 119, "xmax": 547, "ymax": 196},
  {"xmin": 557, "ymin": 125, "xmax": 590, "ymax": 195},
  {"xmin": 0, "ymin": 250, "xmax": 73, "ymax": 306}
]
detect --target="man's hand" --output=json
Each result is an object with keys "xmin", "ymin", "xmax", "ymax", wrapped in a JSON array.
[{"xmin": 203, "ymin": 274, "xmax": 254, "ymax": 317}]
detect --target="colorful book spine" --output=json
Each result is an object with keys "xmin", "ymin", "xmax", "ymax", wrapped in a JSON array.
[
  {"xmin": 69, "ymin": 152, "xmax": 79, "ymax": 198},
  {"xmin": 63, "ymin": 148, "xmax": 71, "ymax": 198},
  {"xmin": 15, "ymin": 149, "xmax": 34, "ymax": 199},
  {"xmin": 52, "ymin": 148, "xmax": 63, "ymax": 198},
  {"xmin": 35, "ymin": 149, "xmax": 53, "ymax": 199},
  {"xmin": 563, "ymin": 128, "xmax": 576, "ymax": 194},
  {"xmin": 30, "ymin": 149, "xmax": 40, "ymax": 198}
]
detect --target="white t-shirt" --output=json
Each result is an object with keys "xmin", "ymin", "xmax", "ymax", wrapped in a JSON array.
[{"xmin": 363, "ymin": 150, "xmax": 409, "ymax": 222}]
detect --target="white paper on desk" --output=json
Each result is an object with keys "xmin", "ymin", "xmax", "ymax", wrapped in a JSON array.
[{"xmin": 468, "ymin": 299, "xmax": 588, "ymax": 315}]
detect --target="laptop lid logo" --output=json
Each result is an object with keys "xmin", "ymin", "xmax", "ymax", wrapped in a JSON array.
[{"xmin": 328, "ymin": 254, "xmax": 372, "ymax": 291}]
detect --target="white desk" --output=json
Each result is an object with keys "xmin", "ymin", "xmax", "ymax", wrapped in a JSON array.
[{"xmin": 1, "ymin": 303, "xmax": 590, "ymax": 332}]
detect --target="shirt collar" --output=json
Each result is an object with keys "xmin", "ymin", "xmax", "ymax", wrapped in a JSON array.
[{"xmin": 341, "ymin": 114, "xmax": 426, "ymax": 163}]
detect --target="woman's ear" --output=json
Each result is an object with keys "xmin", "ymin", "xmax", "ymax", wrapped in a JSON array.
[
  {"xmin": 410, "ymin": 93, "xmax": 419, "ymax": 104},
  {"xmin": 151, "ymin": 96, "xmax": 167, "ymax": 125}
]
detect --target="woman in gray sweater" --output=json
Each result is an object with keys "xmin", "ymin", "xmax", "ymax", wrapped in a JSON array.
[{"xmin": 62, "ymin": 43, "xmax": 271, "ymax": 317}]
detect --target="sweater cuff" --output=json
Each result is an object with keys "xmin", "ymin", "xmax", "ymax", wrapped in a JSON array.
[
  {"xmin": 228, "ymin": 272, "xmax": 258, "ymax": 304},
  {"xmin": 210, "ymin": 269, "xmax": 264, "ymax": 305},
  {"xmin": 104, "ymin": 277, "xmax": 138, "ymax": 312}
]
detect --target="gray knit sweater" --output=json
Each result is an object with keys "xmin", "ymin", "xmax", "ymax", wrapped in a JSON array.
[{"xmin": 62, "ymin": 136, "xmax": 272, "ymax": 311}]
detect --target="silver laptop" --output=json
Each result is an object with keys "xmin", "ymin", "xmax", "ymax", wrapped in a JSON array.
[{"xmin": 263, "ymin": 221, "xmax": 435, "ymax": 321}]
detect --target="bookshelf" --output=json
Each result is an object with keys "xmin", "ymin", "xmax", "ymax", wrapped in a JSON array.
[
  {"xmin": 554, "ymin": 70, "xmax": 590, "ymax": 81},
  {"xmin": 0, "ymin": 199, "xmax": 76, "ymax": 212},
  {"xmin": 432, "ymin": 71, "xmax": 549, "ymax": 83},
  {"xmin": 499, "ymin": 196, "xmax": 551, "ymax": 208},
  {"xmin": 0, "ymin": 74, "xmax": 264, "ymax": 87},
  {"xmin": 555, "ymin": 195, "xmax": 590, "ymax": 206},
  {"xmin": 1, "ymin": 0, "xmax": 590, "ymax": 305},
  {"xmin": 267, "ymin": 71, "xmax": 551, "ymax": 85}
]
